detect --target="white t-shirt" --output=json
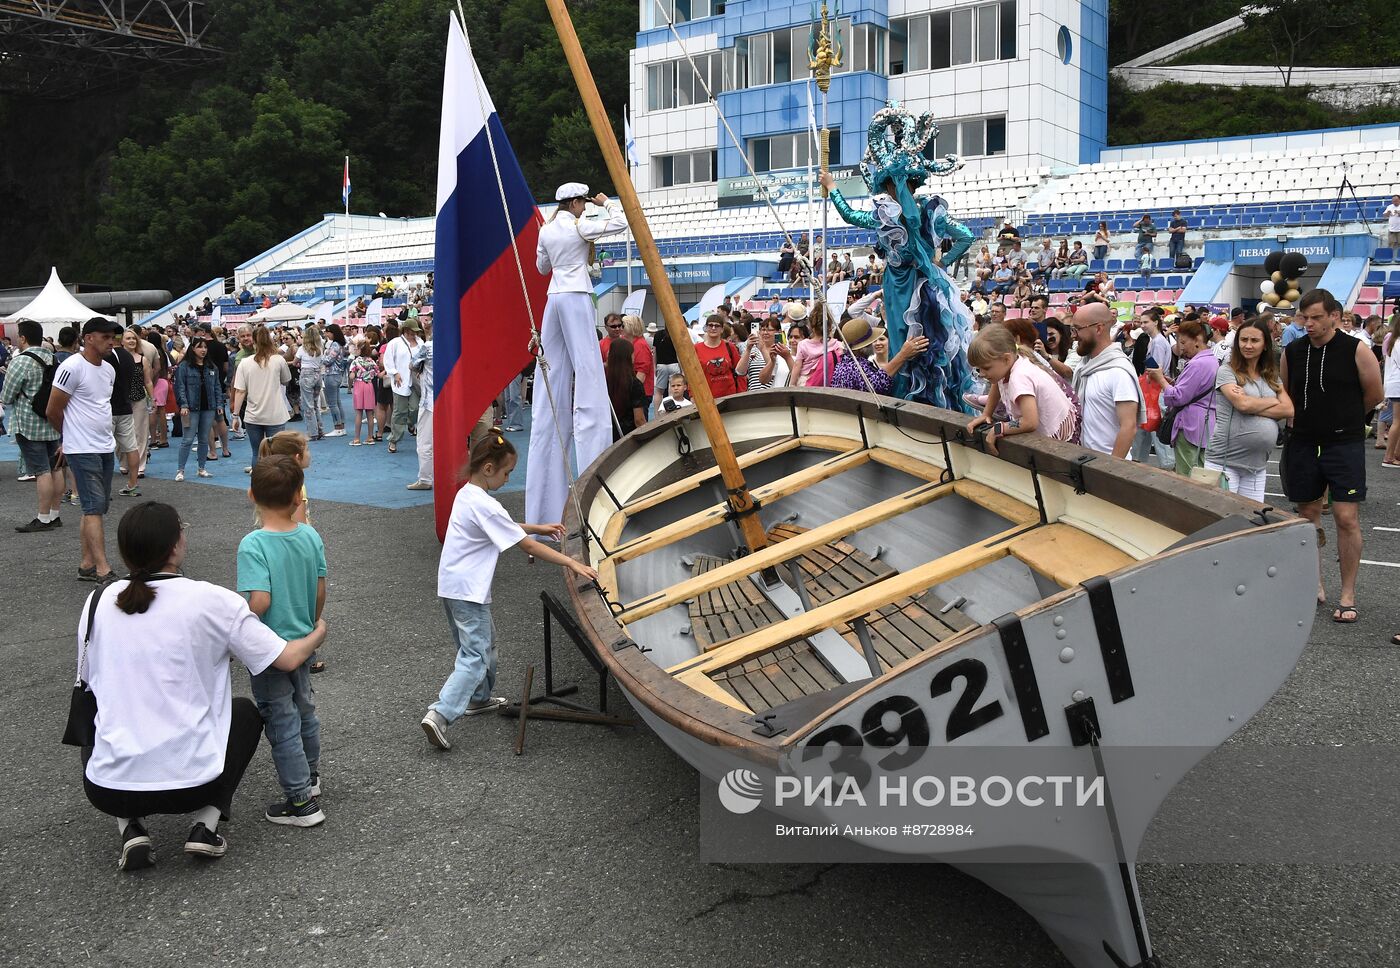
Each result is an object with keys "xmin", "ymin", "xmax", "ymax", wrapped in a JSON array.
[
  {"xmin": 438, "ymin": 483, "xmax": 527, "ymax": 603},
  {"xmin": 81, "ymin": 577, "xmax": 286, "ymax": 791},
  {"xmin": 1079, "ymin": 364, "xmax": 1140, "ymax": 457},
  {"xmin": 1385, "ymin": 203, "xmax": 1400, "ymax": 233},
  {"xmin": 233, "ymin": 354, "xmax": 291, "ymax": 425},
  {"xmin": 52, "ymin": 353, "xmax": 116, "ymax": 454}
]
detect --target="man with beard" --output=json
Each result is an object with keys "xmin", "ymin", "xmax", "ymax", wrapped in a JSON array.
[{"xmin": 1070, "ymin": 302, "xmax": 1142, "ymax": 459}]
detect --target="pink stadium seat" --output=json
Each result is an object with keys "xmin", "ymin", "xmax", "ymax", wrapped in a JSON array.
[
  {"xmin": 1119, "ymin": 291, "xmax": 1137, "ymax": 303},
  {"xmin": 1005, "ymin": 307, "xmax": 1026, "ymax": 318},
  {"xmin": 1354, "ymin": 304, "xmax": 1377, "ymax": 316},
  {"xmin": 1358, "ymin": 287, "xmax": 1382, "ymax": 303},
  {"xmin": 1155, "ymin": 290, "xmax": 1175, "ymax": 302},
  {"xmin": 1049, "ymin": 293, "xmax": 1068, "ymax": 306}
]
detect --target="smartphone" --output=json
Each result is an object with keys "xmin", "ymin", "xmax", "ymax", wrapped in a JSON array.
[
  {"xmin": 1145, "ymin": 355, "xmax": 1159, "ymax": 369},
  {"xmin": 1035, "ymin": 321, "xmax": 1048, "ymax": 345}
]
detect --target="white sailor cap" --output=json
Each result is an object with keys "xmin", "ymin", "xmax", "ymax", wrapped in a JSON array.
[{"xmin": 556, "ymin": 182, "xmax": 589, "ymax": 201}]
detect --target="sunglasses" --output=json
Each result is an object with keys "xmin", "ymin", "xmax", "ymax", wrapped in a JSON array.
[{"xmin": 607, "ymin": 323, "xmax": 623, "ymax": 330}]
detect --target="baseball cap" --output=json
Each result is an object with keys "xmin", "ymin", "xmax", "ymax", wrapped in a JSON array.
[{"xmin": 81, "ymin": 317, "xmax": 119, "ymax": 336}]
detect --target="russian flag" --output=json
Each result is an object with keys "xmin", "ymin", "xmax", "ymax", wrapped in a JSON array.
[
  {"xmin": 342, "ymin": 157, "xmax": 351, "ymax": 207},
  {"xmin": 432, "ymin": 12, "xmax": 545, "ymax": 539}
]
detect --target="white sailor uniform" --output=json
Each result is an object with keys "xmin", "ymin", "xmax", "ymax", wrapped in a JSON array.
[{"xmin": 525, "ymin": 201, "xmax": 629, "ymax": 527}]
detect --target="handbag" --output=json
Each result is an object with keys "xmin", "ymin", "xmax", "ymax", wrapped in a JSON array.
[
  {"xmin": 61, "ymin": 589, "xmax": 101, "ymax": 748},
  {"xmin": 1155, "ymin": 377, "xmax": 1214, "ymax": 447}
]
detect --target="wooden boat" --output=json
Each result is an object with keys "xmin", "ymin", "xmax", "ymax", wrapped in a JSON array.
[
  {"xmin": 536, "ymin": 3, "xmax": 1318, "ymax": 965},
  {"xmin": 561, "ymin": 390, "xmax": 1317, "ymax": 968}
]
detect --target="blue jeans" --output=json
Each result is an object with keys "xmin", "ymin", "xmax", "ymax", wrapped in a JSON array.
[
  {"xmin": 178, "ymin": 410, "xmax": 215, "ymax": 471},
  {"xmin": 324, "ymin": 379, "xmax": 344, "ymax": 427},
  {"xmin": 246, "ymin": 421, "xmax": 286, "ymax": 464},
  {"xmin": 1167, "ymin": 236, "xmax": 1185, "ymax": 261},
  {"xmin": 501, "ymin": 374, "xmax": 525, "ymax": 429},
  {"xmin": 431, "ymin": 599, "xmax": 496, "ymax": 722},
  {"xmin": 68, "ymin": 452, "xmax": 114, "ymax": 516},
  {"xmin": 300, "ymin": 377, "xmax": 323, "ymax": 438},
  {"xmin": 250, "ymin": 660, "xmax": 320, "ymax": 801}
]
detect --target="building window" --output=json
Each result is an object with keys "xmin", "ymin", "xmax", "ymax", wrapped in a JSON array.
[
  {"xmin": 726, "ymin": 19, "xmax": 869, "ymax": 90},
  {"xmin": 647, "ymin": 52, "xmax": 723, "ymax": 112},
  {"xmin": 654, "ymin": 149, "xmax": 718, "ymax": 188},
  {"xmin": 890, "ymin": 1, "xmax": 1015, "ymax": 76},
  {"xmin": 1056, "ymin": 25, "xmax": 1072, "ymax": 65},
  {"xmin": 748, "ymin": 129, "xmax": 840, "ymax": 174},
  {"xmin": 647, "ymin": 0, "xmax": 717, "ymax": 30},
  {"xmin": 923, "ymin": 115, "xmax": 1006, "ymax": 159}
]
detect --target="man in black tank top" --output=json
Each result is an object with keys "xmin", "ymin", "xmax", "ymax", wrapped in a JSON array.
[{"xmin": 1280, "ymin": 288, "xmax": 1384, "ymax": 624}]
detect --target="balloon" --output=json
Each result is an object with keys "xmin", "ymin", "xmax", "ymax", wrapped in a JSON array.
[
  {"xmin": 1264, "ymin": 292, "xmax": 1281, "ymax": 306},
  {"xmin": 1271, "ymin": 271, "xmax": 1284, "ymax": 284},
  {"xmin": 1274, "ymin": 279, "xmax": 1291, "ymax": 296},
  {"xmin": 1284, "ymin": 288, "xmax": 1301, "ymax": 302},
  {"xmin": 1280, "ymin": 252, "xmax": 1308, "ymax": 277},
  {"xmin": 1260, "ymin": 279, "xmax": 1276, "ymax": 295},
  {"xmin": 1263, "ymin": 251, "xmax": 1285, "ymax": 276},
  {"xmin": 1276, "ymin": 299, "xmax": 1292, "ymax": 309},
  {"xmin": 1257, "ymin": 301, "xmax": 1270, "ymax": 313}
]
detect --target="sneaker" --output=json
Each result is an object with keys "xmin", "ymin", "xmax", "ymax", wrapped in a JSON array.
[
  {"xmin": 463, "ymin": 696, "xmax": 509, "ymax": 716},
  {"xmin": 118, "ymin": 820, "xmax": 155, "ymax": 871},
  {"xmin": 77, "ymin": 566, "xmax": 99, "ymax": 582},
  {"xmin": 502, "ymin": 426, "xmax": 524, "ymax": 433},
  {"xmin": 264, "ymin": 796, "xmax": 325, "ymax": 827},
  {"xmin": 310, "ymin": 773, "xmax": 322, "ymax": 798},
  {"xmin": 175, "ymin": 470, "xmax": 185, "ymax": 482},
  {"xmin": 405, "ymin": 480, "xmax": 433, "ymax": 491},
  {"xmin": 118, "ymin": 467, "xmax": 127, "ymax": 476},
  {"xmin": 48, "ymin": 516, "xmax": 61, "ymax": 528},
  {"xmin": 420, "ymin": 709, "xmax": 451, "ymax": 750},
  {"xmin": 198, "ymin": 469, "xmax": 213, "ymax": 478},
  {"xmin": 325, "ymin": 428, "xmax": 347, "ymax": 438},
  {"xmin": 243, "ymin": 466, "xmax": 252, "ymax": 474},
  {"xmin": 183, "ymin": 822, "xmax": 227, "ymax": 859},
  {"xmin": 64, "ymin": 490, "xmax": 77, "ymax": 505},
  {"xmin": 15, "ymin": 518, "xmax": 52, "ymax": 533},
  {"xmin": 17, "ymin": 474, "xmax": 36, "ymax": 482},
  {"xmin": 119, "ymin": 486, "xmax": 141, "ymax": 497},
  {"xmin": 231, "ymin": 430, "xmax": 247, "ymax": 440}
]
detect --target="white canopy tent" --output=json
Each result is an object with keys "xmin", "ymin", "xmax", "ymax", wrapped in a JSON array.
[
  {"xmin": 1, "ymin": 267, "xmax": 115, "ymax": 338},
  {"xmin": 247, "ymin": 302, "xmax": 316, "ymax": 324}
]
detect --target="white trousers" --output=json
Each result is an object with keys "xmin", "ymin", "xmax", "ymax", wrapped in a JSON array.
[
  {"xmin": 1204, "ymin": 460, "xmax": 1267, "ymax": 503},
  {"xmin": 416, "ymin": 404, "xmax": 434, "ymax": 484},
  {"xmin": 526, "ymin": 291, "xmax": 610, "ymax": 526}
]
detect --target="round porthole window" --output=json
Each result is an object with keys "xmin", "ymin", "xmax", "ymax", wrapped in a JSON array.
[{"xmin": 1057, "ymin": 25, "xmax": 1072, "ymax": 65}]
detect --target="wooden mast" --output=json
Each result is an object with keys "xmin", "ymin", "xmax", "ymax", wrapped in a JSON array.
[{"xmin": 541, "ymin": 0, "xmax": 769, "ymax": 555}]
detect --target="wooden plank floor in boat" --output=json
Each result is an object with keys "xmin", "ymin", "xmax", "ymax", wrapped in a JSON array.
[{"xmin": 691, "ymin": 524, "xmax": 975, "ymax": 713}]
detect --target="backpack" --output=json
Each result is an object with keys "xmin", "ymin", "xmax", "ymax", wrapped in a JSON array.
[
  {"xmin": 803, "ymin": 343, "xmax": 843, "ymax": 388},
  {"xmin": 1173, "ymin": 252, "xmax": 1193, "ymax": 270},
  {"xmin": 22, "ymin": 350, "xmax": 57, "ymax": 420}
]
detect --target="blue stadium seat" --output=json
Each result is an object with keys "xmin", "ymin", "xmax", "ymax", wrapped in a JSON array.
[
  {"xmin": 1106, "ymin": 259, "xmax": 1122, "ymax": 272},
  {"xmin": 1366, "ymin": 270, "xmax": 1387, "ymax": 286},
  {"xmin": 1089, "ymin": 259, "xmax": 1105, "ymax": 271},
  {"xmin": 1375, "ymin": 248, "xmax": 1395, "ymax": 264}
]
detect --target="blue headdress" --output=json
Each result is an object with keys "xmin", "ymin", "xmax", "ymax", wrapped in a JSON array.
[{"xmin": 858, "ymin": 103, "xmax": 962, "ymax": 196}]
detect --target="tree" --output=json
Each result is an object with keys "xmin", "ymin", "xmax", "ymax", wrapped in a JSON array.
[{"xmin": 1242, "ymin": 0, "xmax": 1365, "ymax": 87}]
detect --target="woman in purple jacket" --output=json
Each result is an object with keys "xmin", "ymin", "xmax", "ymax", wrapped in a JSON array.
[{"xmin": 1146, "ymin": 317, "xmax": 1219, "ymax": 476}]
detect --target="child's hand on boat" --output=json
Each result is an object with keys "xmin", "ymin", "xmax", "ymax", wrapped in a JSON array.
[{"xmin": 526, "ymin": 522, "xmax": 567, "ymax": 542}]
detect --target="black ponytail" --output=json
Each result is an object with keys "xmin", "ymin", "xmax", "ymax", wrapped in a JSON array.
[{"xmin": 115, "ymin": 502, "xmax": 182, "ymax": 615}]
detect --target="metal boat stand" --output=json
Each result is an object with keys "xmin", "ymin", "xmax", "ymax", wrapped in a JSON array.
[{"xmin": 502, "ymin": 591, "xmax": 635, "ymax": 753}]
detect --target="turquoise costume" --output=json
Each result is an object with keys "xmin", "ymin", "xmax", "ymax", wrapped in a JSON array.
[{"xmin": 828, "ymin": 105, "xmax": 976, "ymax": 410}]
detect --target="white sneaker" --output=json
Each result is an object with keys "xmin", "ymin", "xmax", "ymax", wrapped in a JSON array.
[
  {"xmin": 405, "ymin": 480, "xmax": 433, "ymax": 491},
  {"xmin": 198, "ymin": 469, "xmax": 213, "ymax": 478},
  {"xmin": 325, "ymin": 428, "xmax": 347, "ymax": 438},
  {"xmin": 462, "ymin": 696, "xmax": 509, "ymax": 716},
  {"xmin": 420, "ymin": 710, "xmax": 450, "ymax": 750},
  {"xmin": 243, "ymin": 466, "xmax": 253, "ymax": 474},
  {"xmin": 175, "ymin": 470, "xmax": 185, "ymax": 482}
]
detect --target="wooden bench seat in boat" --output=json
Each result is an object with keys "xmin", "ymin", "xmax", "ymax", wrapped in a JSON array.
[{"xmin": 691, "ymin": 525, "xmax": 976, "ymax": 713}]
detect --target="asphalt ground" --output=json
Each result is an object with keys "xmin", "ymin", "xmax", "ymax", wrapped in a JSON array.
[{"xmin": 1, "ymin": 430, "xmax": 1398, "ymax": 968}]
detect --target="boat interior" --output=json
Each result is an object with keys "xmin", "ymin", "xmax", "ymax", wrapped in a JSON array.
[{"xmin": 581, "ymin": 400, "xmax": 1198, "ymax": 722}]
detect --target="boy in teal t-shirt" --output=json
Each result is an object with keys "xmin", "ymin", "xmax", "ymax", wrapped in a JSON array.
[{"xmin": 238, "ymin": 455, "xmax": 328, "ymax": 827}]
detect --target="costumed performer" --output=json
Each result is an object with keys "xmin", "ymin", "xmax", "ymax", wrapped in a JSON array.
[
  {"xmin": 819, "ymin": 104, "xmax": 975, "ymax": 410},
  {"xmin": 526, "ymin": 182, "xmax": 628, "ymax": 527}
]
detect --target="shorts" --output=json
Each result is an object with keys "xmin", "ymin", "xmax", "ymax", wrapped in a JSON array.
[
  {"xmin": 1280, "ymin": 438, "xmax": 1366, "ymax": 504},
  {"xmin": 15, "ymin": 433, "xmax": 60, "ymax": 473},
  {"xmin": 112, "ymin": 414, "xmax": 138, "ymax": 453},
  {"xmin": 68, "ymin": 452, "xmax": 114, "ymax": 516}
]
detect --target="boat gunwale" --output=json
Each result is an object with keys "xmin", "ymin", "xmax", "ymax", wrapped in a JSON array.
[{"xmin": 563, "ymin": 388, "xmax": 1298, "ymax": 754}]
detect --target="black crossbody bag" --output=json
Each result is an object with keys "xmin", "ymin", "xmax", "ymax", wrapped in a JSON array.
[{"xmin": 61, "ymin": 589, "xmax": 103, "ymax": 748}]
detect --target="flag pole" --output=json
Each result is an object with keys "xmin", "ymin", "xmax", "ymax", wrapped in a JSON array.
[
  {"xmin": 542, "ymin": 0, "xmax": 767, "ymax": 554},
  {"xmin": 625, "ymin": 105, "xmax": 635, "ymax": 296},
  {"xmin": 810, "ymin": 2, "xmax": 840, "ymax": 385},
  {"xmin": 343, "ymin": 155, "xmax": 351, "ymax": 321}
]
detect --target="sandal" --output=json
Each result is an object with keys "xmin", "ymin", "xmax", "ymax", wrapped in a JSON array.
[
  {"xmin": 387, "ymin": 444, "xmax": 397, "ymax": 453},
  {"xmin": 349, "ymin": 440, "xmax": 362, "ymax": 447},
  {"xmin": 1390, "ymin": 633, "xmax": 1400, "ymax": 646},
  {"xmin": 1332, "ymin": 605, "xmax": 1359, "ymax": 624},
  {"xmin": 310, "ymin": 660, "xmax": 327, "ymax": 674}
]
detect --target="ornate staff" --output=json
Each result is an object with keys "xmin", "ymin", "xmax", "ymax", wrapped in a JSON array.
[{"xmin": 808, "ymin": 1, "xmax": 841, "ymax": 381}]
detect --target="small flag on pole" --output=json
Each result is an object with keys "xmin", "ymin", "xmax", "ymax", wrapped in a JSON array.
[
  {"xmin": 342, "ymin": 157, "xmax": 351, "ymax": 207},
  {"xmin": 624, "ymin": 105, "xmax": 640, "ymax": 170}
]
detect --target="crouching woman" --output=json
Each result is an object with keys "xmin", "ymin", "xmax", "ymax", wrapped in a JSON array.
[{"xmin": 77, "ymin": 501, "xmax": 326, "ymax": 870}]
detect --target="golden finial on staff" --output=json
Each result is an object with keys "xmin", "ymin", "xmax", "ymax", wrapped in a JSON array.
[{"xmin": 808, "ymin": 2, "xmax": 842, "ymax": 196}]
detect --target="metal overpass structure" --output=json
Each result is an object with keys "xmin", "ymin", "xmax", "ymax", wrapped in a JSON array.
[{"xmin": 0, "ymin": 0, "xmax": 219, "ymax": 98}]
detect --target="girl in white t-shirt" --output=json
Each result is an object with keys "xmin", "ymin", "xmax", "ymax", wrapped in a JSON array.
[
  {"xmin": 420, "ymin": 433, "xmax": 598, "ymax": 750},
  {"xmin": 966, "ymin": 323, "xmax": 1078, "ymax": 454}
]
